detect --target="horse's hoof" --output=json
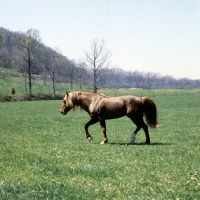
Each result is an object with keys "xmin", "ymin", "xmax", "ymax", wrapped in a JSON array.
[
  {"xmin": 144, "ymin": 141, "xmax": 150, "ymax": 145},
  {"xmin": 88, "ymin": 137, "xmax": 93, "ymax": 142},
  {"xmin": 100, "ymin": 140, "xmax": 108, "ymax": 144}
]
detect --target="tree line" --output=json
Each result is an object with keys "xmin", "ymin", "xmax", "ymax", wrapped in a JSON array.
[{"xmin": 0, "ymin": 27, "xmax": 200, "ymax": 96}]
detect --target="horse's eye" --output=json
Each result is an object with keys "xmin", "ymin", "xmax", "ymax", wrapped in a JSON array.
[{"xmin": 63, "ymin": 100, "xmax": 66, "ymax": 104}]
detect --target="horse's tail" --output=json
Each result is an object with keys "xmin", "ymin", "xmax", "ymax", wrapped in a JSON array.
[{"xmin": 142, "ymin": 97, "xmax": 160, "ymax": 128}]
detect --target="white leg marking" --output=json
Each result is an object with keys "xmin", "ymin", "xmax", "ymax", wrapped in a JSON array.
[
  {"xmin": 88, "ymin": 136, "xmax": 93, "ymax": 142},
  {"xmin": 130, "ymin": 133, "xmax": 136, "ymax": 143},
  {"xmin": 100, "ymin": 140, "xmax": 106, "ymax": 145}
]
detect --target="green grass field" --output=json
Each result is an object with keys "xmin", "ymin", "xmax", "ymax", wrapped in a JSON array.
[{"xmin": 0, "ymin": 91, "xmax": 200, "ymax": 199}]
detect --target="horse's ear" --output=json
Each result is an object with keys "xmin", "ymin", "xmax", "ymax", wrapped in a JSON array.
[{"xmin": 66, "ymin": 91, "xmax": 69, "ymax": 96}]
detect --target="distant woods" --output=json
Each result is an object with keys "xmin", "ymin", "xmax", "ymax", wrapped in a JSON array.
[{"xmin": 0, "ymin": 27, "xmax": 200, "ymax": 95}]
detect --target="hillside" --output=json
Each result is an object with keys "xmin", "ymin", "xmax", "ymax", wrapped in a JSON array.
[
  {"xmin": 0, "ymin": 27, "xmax": 72, "ymax": 81},
  {"xmin": 1, "ymin": 27, "xmax": 200, "ymax": 95},
  {"xmin": 0, "ymin": 68, "xmax": 83, "ymax": 101}
]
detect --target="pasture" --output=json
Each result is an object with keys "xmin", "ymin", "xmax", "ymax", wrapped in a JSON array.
[{"xmin": 0, "ymin": 91, "xmax": 200, "ymax": 199}]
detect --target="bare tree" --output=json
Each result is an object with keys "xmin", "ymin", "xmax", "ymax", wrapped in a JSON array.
[
  {"xmin": 84, "ymin": 39, "xmax": 111, "ymax": 93},
  {"xmin": 75, "ymin": 60, "xmax": 87, "ymax": 91},
  {"xmin": 132, "ymin": 71, "xmax": 142, "ymax": 88},
  {"xmin": 145, "ymin": 72, "xmax": 155, "ymax": 89},
  {"xmin": 17, "ymin": 29, "xmax": 41, "ymax": 96},
  {"xmin": 42, "ymin": 47, "xmax": 61, "ymax": 97},
  {"xmin": 67, "ymin": 61, "xmax": 75, "ymax": 90}
]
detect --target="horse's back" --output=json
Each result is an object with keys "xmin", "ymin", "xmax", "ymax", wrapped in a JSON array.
[
  {"xmin": 95, "ymin": 95, "xmax": 144, "ymax": 119},
  {"xmin": 99, "ymin": 95, "xmax": 143, "ymax": 108}
]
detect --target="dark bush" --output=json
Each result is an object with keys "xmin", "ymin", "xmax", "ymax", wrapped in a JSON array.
[{"xmin": 0, "ymin": 93, "xmax": 63, "ymax": 102}]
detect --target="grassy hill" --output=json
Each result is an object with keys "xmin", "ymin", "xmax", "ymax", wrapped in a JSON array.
[
  {"xmin": 1, "ymin": 68, "xmax": 200, "ymax": 102},
  {"xmin": 0, "ymin": 68, "xmax": 82, "ymax": 101}
]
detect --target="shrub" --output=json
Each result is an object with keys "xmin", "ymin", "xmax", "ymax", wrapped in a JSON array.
[
  {"xmin": 0, "ymin": 93, "xmax": 63, "ymax": 102},
  {"xmin": 10, "ymin": 87, "xmax": 15, "ymax": 95}
]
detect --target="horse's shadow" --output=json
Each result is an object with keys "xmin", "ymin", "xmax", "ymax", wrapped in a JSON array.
[{"xmin": 109, "ymin": 142, "xmax": 174, "ymax": 146}]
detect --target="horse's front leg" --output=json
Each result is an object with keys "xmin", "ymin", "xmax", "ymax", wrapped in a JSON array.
[
  {"xmin": 85, "ymin": 118, "xmax": 99, "ymax": 142},
  {"xmin": 100, "ymin": 120, "xmax": 108, "ymax": 144}
]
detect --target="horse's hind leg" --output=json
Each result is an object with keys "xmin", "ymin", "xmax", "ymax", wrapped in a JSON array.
[
  {"xmin": 130, "ymin": 117, "xmax": 150, "ymax": 144},
  {"xmin": 142, "ymin": 122, "xmax": 150, "ymax": 144},
  {"xmin": 85, "ymin": 118, "xmax": 99, "ymax": 142},
  {"xmin": 130, "ymin": 123, "xmax": 141, "ymax": 143}
]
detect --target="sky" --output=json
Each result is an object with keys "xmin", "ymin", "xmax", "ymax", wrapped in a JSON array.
[{"xmin": 0, "ymin": 0, "xmax": 200, "ymax": 79}]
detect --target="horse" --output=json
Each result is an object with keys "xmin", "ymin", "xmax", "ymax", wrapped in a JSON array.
[{"xmin": 60, "ymin": 91, "xmax": 160, "ymax": 144}]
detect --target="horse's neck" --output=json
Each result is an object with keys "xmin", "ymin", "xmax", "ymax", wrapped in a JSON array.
[{"xmin": 78, "ymin": 94, "xmax": 92, "ymax": 111}]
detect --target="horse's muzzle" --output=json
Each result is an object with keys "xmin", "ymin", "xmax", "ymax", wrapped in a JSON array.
[{"xmin": 60, "ymin": 111, "xmax": 66, "ymax": 115}]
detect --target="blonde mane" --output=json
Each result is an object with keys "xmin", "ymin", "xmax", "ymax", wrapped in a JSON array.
[{"xmin": 66, "ymin": 91, "xmax": 108, "ymax": 110}]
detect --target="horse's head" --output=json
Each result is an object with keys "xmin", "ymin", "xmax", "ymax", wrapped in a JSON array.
[{"xmin": 60, "ymin": 92, "xmax": 74, "ymax": 115}]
